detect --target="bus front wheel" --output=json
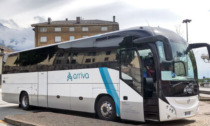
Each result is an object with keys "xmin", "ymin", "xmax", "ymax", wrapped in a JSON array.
[
  {"xmin": 96, "ymin": 96, "xmax": 116, "ymax": 121},
  {"xmin": 20, "ymin": 92, "xmax": 30, "ymax": 110}
]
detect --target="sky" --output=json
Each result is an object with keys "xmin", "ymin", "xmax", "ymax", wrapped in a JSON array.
[{"xmin": 0, "ymin": 0, "xmax": 209, "ymax": 78}]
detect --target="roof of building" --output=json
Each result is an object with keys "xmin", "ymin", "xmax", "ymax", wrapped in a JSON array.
[
  {"xmin": 0, "ymin": 45, "xmax": 14, "ymax": 52},
  {"xmin": 31, "ymin": 19, "xmax": 118, "ymax": 27}
]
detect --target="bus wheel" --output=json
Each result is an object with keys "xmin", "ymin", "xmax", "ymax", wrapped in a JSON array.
[
  {"xmin": 96, "ymin": 96, "xmax": 116, "ymax": 121},
  {"xmin": 20, "ymin": 92, "xmax": 30, "ymax": 110}
]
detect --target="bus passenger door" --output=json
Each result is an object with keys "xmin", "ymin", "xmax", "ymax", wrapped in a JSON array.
[
  {"xmin": 119, "ymin": 48, "xmax": 145, "ymax": 122},
  {"xmin": 38, "ymin": 72, "xmax": 48, "ymax": 107}
]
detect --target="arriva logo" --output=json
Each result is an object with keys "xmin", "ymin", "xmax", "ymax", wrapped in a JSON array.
[{"xmin": 67, "ymin": 72, "xmax": 89, "ymax": 81}]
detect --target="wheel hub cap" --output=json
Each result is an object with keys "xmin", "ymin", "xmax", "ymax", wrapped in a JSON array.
[
  {"xmin": 22, "ymin": 96, "xmax": 28, "ymax": 107},
  {"xmin": 100, "ymin": 101, "xmax": 113, "ymax": 118}
]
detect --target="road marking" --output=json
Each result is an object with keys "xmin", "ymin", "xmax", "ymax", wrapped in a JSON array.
[{"xmin": 0, "ymin": 120, "xmax": 7, "ymax": 124}]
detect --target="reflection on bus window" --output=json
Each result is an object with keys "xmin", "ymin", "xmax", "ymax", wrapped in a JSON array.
[
  {"xmin": 3, "ymin": 46, "xmax": 118, "ymax": 73},
  {"xmin": 156, "ymin": 41, "xmax": 166, "ymax": 60},
  {"xmin": 160, "ymin": 42, "xmax": 196, "ymax": 81},
  {"xmin": 121, "ymin": 49, "xmax": 141, "ymax": 94}
]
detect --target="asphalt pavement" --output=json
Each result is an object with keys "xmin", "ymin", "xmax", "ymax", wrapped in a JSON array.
[
  {"xmin": 200, "ymin": 87, "xmax": 210, "ymax": 98},
  {"xmin": 0, "ymin": 89, "xmax": 29, "ymax": 120},
  {"xmin": 1, "ymin": 88, "xmax": 210, "ymax": 126},
  {"xmin": 3, "ymin": 101, "xmax": 210, "ymax": 126}
]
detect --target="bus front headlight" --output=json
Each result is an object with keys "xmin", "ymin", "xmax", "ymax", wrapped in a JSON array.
[{"xmin": 166, "ymin": 105, "xmax": 176, "ymax": 115}]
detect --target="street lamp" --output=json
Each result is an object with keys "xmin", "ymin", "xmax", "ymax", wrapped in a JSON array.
[{"xmin": 182, "ymin": 19, "xmax": 191, "ymax": 42}]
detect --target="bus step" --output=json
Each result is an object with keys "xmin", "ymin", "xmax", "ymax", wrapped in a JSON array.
[
  {"xmin": 144, "ymin": 103, "xmax": 158, "ymax": 106},
  {"xmin": 145, "ymin": 113, "xmax": 159, "ymax": 121},
  {"xmin": 144, "ymin": 99, "xmax": 158, "ymax": 105},
  {"xmin": 144, "ymin": 106, "xmax": 159, "ymax": 112},
  {"xmin": 145, "ymin": 118, "xmax": 159, "ymax": 122},
  {"xmin": 144, "ymin": 102, "xmax": 158, "ymax": 106}
]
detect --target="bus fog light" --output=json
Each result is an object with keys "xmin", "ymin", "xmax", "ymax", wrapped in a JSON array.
[{"xmin": 167, "ymin": 115, "xmax": 170, "ymax": 119}]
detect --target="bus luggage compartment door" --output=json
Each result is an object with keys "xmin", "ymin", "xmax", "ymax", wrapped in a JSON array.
[{"xmin": 38, "ymin": 72, "xmax": 48, "ymax": 107}]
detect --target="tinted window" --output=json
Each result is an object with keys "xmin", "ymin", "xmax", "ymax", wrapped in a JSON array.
[
  {"xmin": 104, "ymin": 57, "xmax": 109, "ymax": 61},
  {"xmin": 120, "ymin": 49, "xmax": 142, "ymax": 94},
  {"xmin": 106, "ymin": 51, "xmax": 111, "ymax": 55},
  {"xmin": 3, "ymin": 46, "xmax": 57, "ymax": 73},
  {"xmin": 85, "ymin": 59, "xmax": 91, "ymax": 63}
]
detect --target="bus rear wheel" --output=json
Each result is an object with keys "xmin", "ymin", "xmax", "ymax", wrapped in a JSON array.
[
  {"xmin": 20, "ymin": 92, "xmax": 30, "ymax": 110},
  {"xmin": 96, "ymin": 96, "xmax": 116, "ymax": 121}
]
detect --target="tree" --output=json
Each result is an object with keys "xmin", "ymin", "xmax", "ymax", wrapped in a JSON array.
[{"xmin": 174, "ymin": 24, "xmax": 184, "ymax": 38}]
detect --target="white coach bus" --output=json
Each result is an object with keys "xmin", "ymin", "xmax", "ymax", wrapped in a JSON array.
[{"xmin": 2, "ymin": 27, "xmax": 210, "ymax": 122}]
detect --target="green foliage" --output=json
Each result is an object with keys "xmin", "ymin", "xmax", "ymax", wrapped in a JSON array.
[{"xmin": 199, "ymin": 78, "xmax": 210, "ymax": 83}]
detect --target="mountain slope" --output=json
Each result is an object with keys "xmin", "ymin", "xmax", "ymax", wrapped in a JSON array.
[{"xmin": 0, "ymin": 23, "xmax": 34, "ymax": 51}]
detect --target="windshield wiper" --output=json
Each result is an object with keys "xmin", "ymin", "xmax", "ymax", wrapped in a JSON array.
[
  {"xmin": 171, "ymin": 82, "xmax": 185, "ymax": 88},
  {"xmin": 171, "ymin": 81, "xmax": 197, "ymax": 88}
]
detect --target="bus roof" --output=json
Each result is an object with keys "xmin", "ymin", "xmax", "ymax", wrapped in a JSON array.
[{"xmin": 7, "ymin": 26, "xmax": 185, "ymax": 55}]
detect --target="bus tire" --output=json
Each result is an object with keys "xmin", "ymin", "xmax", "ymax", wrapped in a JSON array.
[
  {"xmin": 96, "ymin": 96, "xmax": 116, "ymax": 121},
  {"xmin": 20, "ymin": 92, "xmax": 30, "ymax": 110}
]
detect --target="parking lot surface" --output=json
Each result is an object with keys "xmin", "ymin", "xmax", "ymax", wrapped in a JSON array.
[{"xmin": 3, "ymin": 101, "xmax": 210, "ymax": 126}]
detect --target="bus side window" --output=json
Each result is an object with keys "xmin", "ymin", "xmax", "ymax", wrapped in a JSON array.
[{"xmin": 120, "ymin": 49, "xmax": 142, "ymax": 94}]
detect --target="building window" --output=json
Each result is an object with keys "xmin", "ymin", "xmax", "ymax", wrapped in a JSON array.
[
  {"xmin": 40, "ymin": 27, "xmax": 47, "ymax": 32},
  {"xmin": 106, "ymin": 51, "xmax": 111, "ymax": 55},
  {"xmin": 69, "ymin": 27, "xmax": 75, "ymax": 31},
  {"xmin": 82, "ymin": 36, "xmax": 88, "ymax": 38},
  {"xmin": 104, "ymin": 57, "xmax": 109, "ymax": 61},
  {"xmin": 101, "ymin": 27, "xmax": 108, "ymax": 31},
  {"xmin": 88, "ymin": 52, "xmax": 96, "ymax": 56},
  {"xmin": 40, "ymin": 36, "xmax": 47, "ymax": 42},
  {"xmin": 82, "ymin": 27, "xmax": 88, "ymax": 31},
  {"xmin": 69, "ymin": 36, "xmax": 75, "ymax": 41},
  {"xmin": 71, "ymin": 59, "xmax": 76, "ymax": 64},
  {"xmin": 92, "ymin": 58, "xmax": 95, "ymax": 63},
  {"xmin": 55, "ymin": 36, "xmax": 61, "ymax": 42},
  {"xmin": 55, "ymin": 27, "xmax": 61, "ymax": 32},
  {"xmin": 58, "ymin": 53, "xmax": 64, "ymax": 57},
  {"xmin": 85, "ymin": 59, "xmax": 91, "ymax": 63},
  {"xmin": 73, "ymin": 52, "xmax": 78, "ymax": 57},
  {"xmin": 56, "ymin": 60, "xmax": 61, "ymax": 64}
]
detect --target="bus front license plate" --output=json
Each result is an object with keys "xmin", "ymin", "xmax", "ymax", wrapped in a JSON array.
[{"xmin": 185, "ymin": 111, "xmax": 191, "ymax": 116}]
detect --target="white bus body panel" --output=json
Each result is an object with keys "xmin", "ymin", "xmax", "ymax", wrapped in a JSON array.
[
  {"xmin": 38, "ymin": 72, "xmax": 48, "ymax": 107},
  {"xmin": 120, "ymin": 80, "xmax": 144, "ymax": 122},
  {"xmin": 2, "ymin": 72, "xmax": 38, "ymax": 105},
  {"xmin": 48, "ymin": 84, "xmax": 70, "ymax": 110},
  {"xmin": 2, "ymin": 68, "xmax": 146, "ymax": 121},
  {"xmin": 47, "ymin": 68, "xmax": 119, "ymax": 113},
  {"xmin": 159, "ymin": 95, "xmax": 199, "ymax": 121}
]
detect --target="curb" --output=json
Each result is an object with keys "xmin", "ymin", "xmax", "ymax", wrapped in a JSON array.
[
  {"xmin": 4, "ymin": 117, "xmax": 36, "ymax": 126},
  {"xmin": 199, "ymin": 97, "xmax": 210, "ymax": 101},
  {"xmin": 200, "ymin": 90, "xmax": 210, "ymax": 95}
]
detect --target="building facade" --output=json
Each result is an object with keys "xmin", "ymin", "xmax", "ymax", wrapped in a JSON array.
[
  {"xmin": 0, "ymin": 45, "xmax": 14, "ymax": 54},
  {"xmin": 31, "ymin": 16, "xmax": 119, "ymax": 47}
]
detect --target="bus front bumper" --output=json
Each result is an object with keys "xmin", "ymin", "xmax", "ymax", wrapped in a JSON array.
[{"xmin": 159, "ymin": 95, "xmax": 199, "ymax": 121}]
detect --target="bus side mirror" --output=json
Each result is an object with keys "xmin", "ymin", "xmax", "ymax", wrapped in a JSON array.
[
  {"xmin": 186, "ymin": 43, "xmax": 210, "ymax": 59},
  {"xmin": 133, "ymin": 35, "xmax": 173, "ymax": 61}
]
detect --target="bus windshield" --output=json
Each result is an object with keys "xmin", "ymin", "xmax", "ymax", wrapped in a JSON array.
[{"xmin": 158, "ymin": 42, "xmax": 197, "ymax": 81}]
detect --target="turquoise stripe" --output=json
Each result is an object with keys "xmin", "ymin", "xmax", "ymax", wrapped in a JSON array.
[{"xmin": 99, "ymin": 67, "xmax": 120, "ymax": 116}]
